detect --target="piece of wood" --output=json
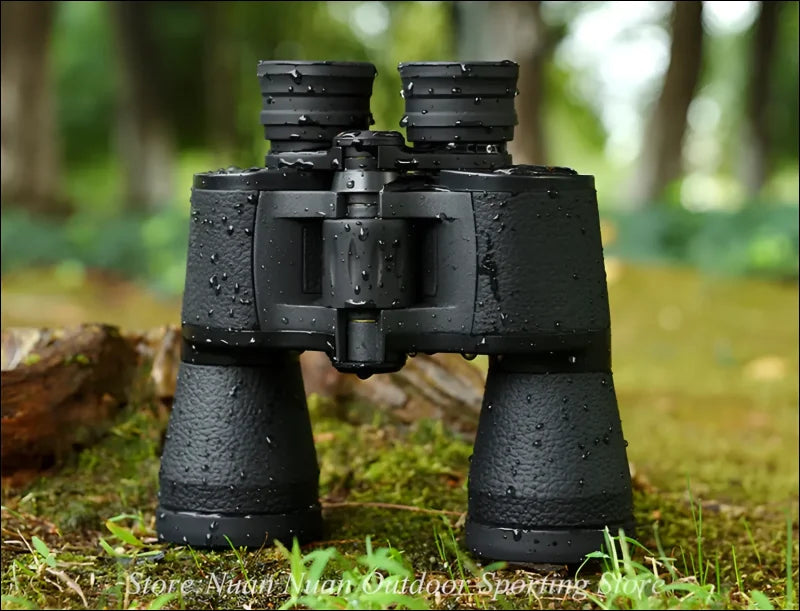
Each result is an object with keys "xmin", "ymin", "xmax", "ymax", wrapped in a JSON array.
[
  {"xmin": 300, "ymin": 351, "xmax": 485, "ymax": 433},
  {"xmin": 1, "ymin": 325, "xmax": 138, "ymax": 479}
]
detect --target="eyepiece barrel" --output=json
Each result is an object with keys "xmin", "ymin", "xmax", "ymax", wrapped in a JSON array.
[
  {"xmin": 258, "ymin": 61, "xmax": 376, "ymax": 153},
  {"xmin": 398, "ymin": 61, "xmax": 518, "ymax": 147}
]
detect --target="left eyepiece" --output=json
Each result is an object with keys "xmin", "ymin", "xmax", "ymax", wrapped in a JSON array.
[{"xmin": 258, "ymin": 61, "xmax": 377, "ymax": 154}]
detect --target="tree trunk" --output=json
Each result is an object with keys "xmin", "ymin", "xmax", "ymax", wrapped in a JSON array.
[
  {"xmin": 454, "ymin": 1, "xmax": 548, "ymax": 165},
  {"xmin": 742, "ymin": 1, "xmax": 780, "ymax": 198},
  {"xmin": 629, "ymin": 1, "xmax": 704, "ymax": 207},
  {"xmin": 0, "ymin": 1, "xmax": 65, "ymax": 214},
  {"xmin": 203, "ymin": 3, "xmax": 239, "ymax": 165},
  {"xmin": 110, "ymin": 2, "xmax": 175, "ymax": 210}
]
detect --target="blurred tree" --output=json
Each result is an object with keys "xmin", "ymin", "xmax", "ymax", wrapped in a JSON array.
[
  {"xmin": 741, "ymin": 0, "xmax": 780, "ymax": 197},
  {"xmin": 630, "ymin": 1, "xmax": 704, "ymax": 206},
  {"xmin": 110, "ymin": 1, "xmax": 175, "ymax": 210},
  {"xmin": 203, "ymin": 3, "xmax": 239, "ymax": 164},
  {"xmin": 0, "ymin": 1, "xmax": 64, "ymax": 214}
]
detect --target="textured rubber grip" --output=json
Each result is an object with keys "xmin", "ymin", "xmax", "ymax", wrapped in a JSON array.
[
  {"xmin": 471, "ymin": 188, "xmax": 611, "ymax": 336},
  {"xmin": 466, "ymin": 357, "xmax": 634, "ymax": 562},
  {"xmin": 157, "ymin": 355, "xmax": 321, "ymax": 548},
  {"xmin": 181, "ymin": 188, "xmax": 259, "ymax": 330}
]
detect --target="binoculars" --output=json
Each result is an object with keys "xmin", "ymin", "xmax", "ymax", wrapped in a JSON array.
[{"xmin": 157, "ymin": 60, "xmax": 634, "ymax": 564}]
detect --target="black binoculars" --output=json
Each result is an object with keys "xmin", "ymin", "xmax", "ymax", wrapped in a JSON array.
[{"xmin": 157, "ymin": 60, "xmax": 634, "ymax": 564}]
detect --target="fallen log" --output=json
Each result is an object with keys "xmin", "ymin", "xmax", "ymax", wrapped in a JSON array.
[{"xmin": 1, "ymin": 325, "xmax": 138, "ymax": 480}]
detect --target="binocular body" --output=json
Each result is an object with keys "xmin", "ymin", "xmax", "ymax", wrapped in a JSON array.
[{"xmin": 157, "ymin": 61, "xmax": 634, "ymax": 563}]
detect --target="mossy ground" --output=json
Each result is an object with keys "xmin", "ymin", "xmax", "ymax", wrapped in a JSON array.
[{"xmin": 1, "ymin": 262, "xmax": 798, "ymax": 609}]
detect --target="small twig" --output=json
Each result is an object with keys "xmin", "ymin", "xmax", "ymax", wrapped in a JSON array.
[
  {"xmin": 46, "ymin": 568, "xmax": 88, "ymax": 607},
  {"xmin": 322, "ymin": 501, "xmax": 463, "ymax": 517}
]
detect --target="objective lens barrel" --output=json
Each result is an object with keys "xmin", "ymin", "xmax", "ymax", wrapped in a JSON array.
[
  {"xmin": 258, "ymin": 61, "xmax": 376, "ymax": 153},
  {"xmin": 398, "ymin": 61, "xmax": 518, "ymax": 147}
]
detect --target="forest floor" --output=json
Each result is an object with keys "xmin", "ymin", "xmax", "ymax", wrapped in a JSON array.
[{"xmin": 1, "ymin": 261, "xmax": 798, "ymax": 610}]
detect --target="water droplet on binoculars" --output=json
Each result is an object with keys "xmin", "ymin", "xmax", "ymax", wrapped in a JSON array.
[
  {"xmin": 289, "ymin": 68, "xmax": 302, "ymax": 83},
  {"xmin": 512, "ymin": 529, "xmax": 522, "ymax": 542},
  {"xmin": 226, "ymin": 225, "xmax": 234, "ymax": 235},
  {"xmin": 506, "ymin": 486, "xmax": 516, "ymax": 497}
]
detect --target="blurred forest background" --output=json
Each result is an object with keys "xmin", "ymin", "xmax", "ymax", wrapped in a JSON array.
[{"xmin": 1, "ymin": 0, "xmax": 798, "ymax": 323}]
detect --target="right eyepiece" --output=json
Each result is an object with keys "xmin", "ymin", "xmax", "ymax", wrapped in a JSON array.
[{"xmin": 398, "ymin": 61, "xmax": 518, "ymax": 149}]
